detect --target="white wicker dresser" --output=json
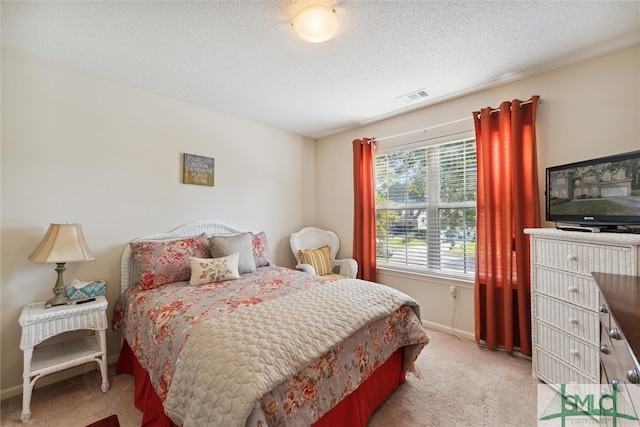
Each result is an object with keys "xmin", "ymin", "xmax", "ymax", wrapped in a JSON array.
[{"xmin": 524, "ymin": 228, "xmax": 640, "ymax": 385}]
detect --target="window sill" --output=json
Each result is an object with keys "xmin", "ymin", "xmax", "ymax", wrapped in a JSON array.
[{"xmin": 376, "ymin": 265, "xmax": 474, "ymax": 288}]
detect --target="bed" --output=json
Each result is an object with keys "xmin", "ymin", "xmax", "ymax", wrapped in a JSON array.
[{"xmin": 112, "ymin": 220, "xmax": 429, "ymax": 427}]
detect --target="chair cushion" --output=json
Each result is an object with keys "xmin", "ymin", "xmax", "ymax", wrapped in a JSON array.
[{"xmin": 298, "ymin": 245, "xmax": 333, "ymax": 276}]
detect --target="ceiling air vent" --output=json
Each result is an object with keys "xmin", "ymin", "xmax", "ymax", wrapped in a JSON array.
[{"xmin": 397, "ymin": 89, "xmax": 429, "ymax": 103}]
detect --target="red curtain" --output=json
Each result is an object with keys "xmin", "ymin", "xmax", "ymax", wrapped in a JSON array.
[
  {"xmin": 473, "ymin": 96, "xmax": 541, "ymax": 356},
  {"xmin": 353, "ymin": 138, "xmax": 377, "ymax": 282}
]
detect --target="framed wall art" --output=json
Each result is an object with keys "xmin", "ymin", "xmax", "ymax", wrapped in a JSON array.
[{"xmin": 182, "ymin": 153, "xmax": 215, "ymax": 186}]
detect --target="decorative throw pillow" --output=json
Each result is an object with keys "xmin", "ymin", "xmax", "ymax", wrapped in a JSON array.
[
  {"xmin": 209, "ymin": 233, "xmax": 257, "ymax": 274},
  {"xmin": 252, "ymin": 232, "xmax": 271, "ymax": 267},
  {"xmin": 130, "ymin": 233, "xmax": 210, "ymax": 290},
  {"xmin": 298, "ymin": 245, "xmax": 333, "ymax": 276},
  {"xmin": 189, "ymin": 254, "xmax": 240, "ymax": 285}
]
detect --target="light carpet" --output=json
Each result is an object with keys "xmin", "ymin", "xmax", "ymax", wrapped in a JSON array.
[
  {"xmin": 369, "ymin": 329, "xmax": 541, "ymax": 426},
  {"xmin": 0, "ymin": 329, "xmax": 541, "ymax": 426}
]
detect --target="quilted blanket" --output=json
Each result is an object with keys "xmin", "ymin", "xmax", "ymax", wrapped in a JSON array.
[{"xmin": 163, "ymin": 278, "xmax": 423, "ymax": 427}]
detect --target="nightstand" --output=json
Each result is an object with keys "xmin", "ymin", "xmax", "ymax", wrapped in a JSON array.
[{"xmin": 19, "ymin": 295, "xmax": 109, "ymax": 422}]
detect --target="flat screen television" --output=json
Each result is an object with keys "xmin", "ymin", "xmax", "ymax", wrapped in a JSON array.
[{"xmin": 546, "ymin": 150, "xmax": 640, "ymax": 232}]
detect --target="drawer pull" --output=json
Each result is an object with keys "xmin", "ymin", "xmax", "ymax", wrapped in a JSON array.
[
  {"xmin": 568, "ymin": 317, "xmax": 578, "ymax": 325},
  {"xmin": 599, "ymin": 304, "xmax": 609, "ymax": 314},
  {"xmin": 610, "ymin": 328, "xmax": 621, "ymax": 340},
  {"xmin": 567, "ymin": 286, "xmax": 578, "ymax": 293},
  {"xmin": 567, "ymin": 254, "xmax": 578, "ymax": 261},
  {"xmin": 627, "ymin": 369, "xmax": 640, "ymax": 384},
  {"xmin": 600, "ymin": 345, "xmax": 610, "ymax": 354},
  {"xmin": 569, "ymin": 349, "xmax": 579, "ymax": 357}
]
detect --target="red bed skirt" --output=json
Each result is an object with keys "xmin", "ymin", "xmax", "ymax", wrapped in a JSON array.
[{"xmin": 116, "ymin": 341, "xmax": 405, "ymax": 427}]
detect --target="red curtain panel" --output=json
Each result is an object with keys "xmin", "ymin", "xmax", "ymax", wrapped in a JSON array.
[
  {"xmin": 473, "ymin": 96, "xmax": 541, "ymax": 355},
  {"xmin": 352, "ymin": 138, "xmax": 378, "ymax": 282}
]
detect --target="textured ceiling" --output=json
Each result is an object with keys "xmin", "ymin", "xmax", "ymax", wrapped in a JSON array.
[{"xmin": 2, "ymin": 1, "xmax": 639, "ymax": 139}]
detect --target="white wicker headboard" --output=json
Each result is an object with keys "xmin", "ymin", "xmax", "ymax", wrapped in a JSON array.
[{"xmin": 120, "ymin": 220, "xmax": 249, "ymax": 293}]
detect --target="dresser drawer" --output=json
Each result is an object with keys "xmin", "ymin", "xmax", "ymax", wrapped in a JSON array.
[
  {"xmin": 600, "ymin": 324, "xmax": 616, "ymax": 380},
  {"xmin": 607, "ymin": 328, "xmax": 640, "ymax": 386},
  {"xmin": 598, "ymin": 381, "xmax": 640, "ymax": 427},
  {"xmin": 535, "ymin": 348, "xmax": 596, "ymax": 384},
  {"xmin": 599, "ymin": 302, "xmax": 611, "ymax": 333},
  {"xmin": 536, "ymin": 322, "xmax": 599, "ymax": 378},
  {"xmin": 534, "ymin": 294, "xmax": 599, "ymax": 343},
  {"xmin": 534, "ymin": 267, "xmax": 599, "ymax": 311},
  {"xmin": 532, "ymin": 239, "xmax": 633, "ymax": 276}
]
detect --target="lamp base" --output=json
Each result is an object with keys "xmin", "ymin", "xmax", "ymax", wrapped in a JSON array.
[{"xmin": 45, "ymin": 262, "xmax": 72, "ymax": 309}]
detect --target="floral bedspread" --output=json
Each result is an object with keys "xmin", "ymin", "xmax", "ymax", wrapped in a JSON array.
[{"xmin": 113, "ymin": 266, "xmax": 429, "ymax": 426}]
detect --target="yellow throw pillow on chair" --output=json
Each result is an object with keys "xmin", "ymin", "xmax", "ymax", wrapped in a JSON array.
[{"xmin": 298, "ymin": 245, "xmax": 333, "ymax": 276}]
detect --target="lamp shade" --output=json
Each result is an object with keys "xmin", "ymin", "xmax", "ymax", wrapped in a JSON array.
[
  {"xmin": 293, "ymin": 6, "xmax": 338, "ymax": 43},
  {"xmin": 28, "ymin": 223, "xmax": 95, "ymax": 263}
]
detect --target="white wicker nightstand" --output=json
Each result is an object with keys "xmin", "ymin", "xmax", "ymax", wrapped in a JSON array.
[{"xmin": 18, "ymin": 295, "xmax": 109, "ymax": 422}]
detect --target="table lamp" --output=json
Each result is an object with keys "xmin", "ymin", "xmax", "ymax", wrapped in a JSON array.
[{"xmin": 28, "ymin": 223, "xmax": 95, "ymax": 308}]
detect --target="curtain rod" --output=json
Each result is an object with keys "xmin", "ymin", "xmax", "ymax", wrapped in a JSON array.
[
  {"xmin": 476, "ymin": 98, "xmax": 541, "ymax": 119},
  {"xmin": 375, "ymin": 116, "xmax": 471, "ymax": 142},
  {"xmin": 375, "ymin": 98, "xmax": 541, "ymax": 143}
]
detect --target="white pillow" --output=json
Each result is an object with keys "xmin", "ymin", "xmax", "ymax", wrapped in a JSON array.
[{"xmin": 189, "ymin": 253, "xmax": 240, "ymax": 285}]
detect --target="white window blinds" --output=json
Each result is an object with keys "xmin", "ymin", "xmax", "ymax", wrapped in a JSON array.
[{"xmin": 375, "ymin": 137, "xmax": 477, "ymax": 278}]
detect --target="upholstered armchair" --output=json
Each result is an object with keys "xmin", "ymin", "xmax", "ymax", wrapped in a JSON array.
[{"xmin": 290, "ymin": 227, "xmax": 358, "ymax": 278}]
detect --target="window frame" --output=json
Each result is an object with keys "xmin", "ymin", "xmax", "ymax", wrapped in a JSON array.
[{"xmin": 375, "ymin": 130, "xmax": 477, "ymax": 280}]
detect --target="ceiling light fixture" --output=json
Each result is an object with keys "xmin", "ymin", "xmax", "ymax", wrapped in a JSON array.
[{"xmin": 292, "ymin": 5, "xmax": 338, "ymax": 43}]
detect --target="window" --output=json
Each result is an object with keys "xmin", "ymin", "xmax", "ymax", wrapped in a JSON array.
[{"xmin": 375, "ymin": 137, "xmax": 477, "ymax": 279}]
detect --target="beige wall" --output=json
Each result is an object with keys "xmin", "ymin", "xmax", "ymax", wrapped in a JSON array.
[
  {"xmin": 0, "ymin": 49, "xmax": 317, "ymax": 398},
  {"xmin": 316, "ymin": 44, "xmax": 640, "ymax": 338}
]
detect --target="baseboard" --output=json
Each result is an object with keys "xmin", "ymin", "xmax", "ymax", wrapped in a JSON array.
[
  {"xmin": 1, "ymin": 383, "xmax": 23, "ymax": 402},
  {"xmin": 422, "ymin": 319, "xmax": 475, "ymax": 342},
  {"xmin": 108, "ymin": 353, "xmax": 120, "ymax": 365},
  {"xmin": 422, "ymin": 320, "xmax": 533, "ymax": 360}
]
